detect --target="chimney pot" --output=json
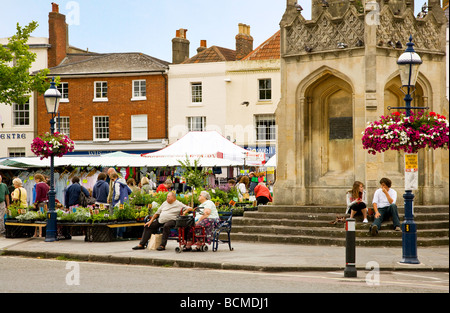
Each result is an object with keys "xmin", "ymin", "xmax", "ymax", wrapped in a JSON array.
[
  {"xmin": 52, "ymin": 2, "xmax": 59, "ymax": 13},
  {"xmin": 176, "ymin": 28, "xmax": 188, "ymax": 39},
  {"xmin": 172, "ymin": 28, "xmax": 190, "ymax": 64},
  {"xmin": 197, "ymin": 40, "xmax": 207, "ymax": 54},
  {"xmin": 235, "ymin": 23, "xmax": 253, "ymax": 60}
]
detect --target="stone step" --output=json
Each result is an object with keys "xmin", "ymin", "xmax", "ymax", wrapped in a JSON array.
[
  {"xmin": 226, "ymin": 232, "xmax": 449, "ymax": 247},
  {"xmin": 229, "ymin": 205, "xmax": 449, "ymax": 247},
  {"xmin": 258, "ymin": 205, "xmax": 449, "ymax": 214},
  {"xmin": 231, "ymin": 225, "xmax": 449, "ymax": 239},
  {"xmin": 234, "ymin": 215, "xmax": 449, "ymax": 230}
]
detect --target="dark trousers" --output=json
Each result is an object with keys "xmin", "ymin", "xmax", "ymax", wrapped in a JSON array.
[
  {"xmin": 372, "ymin": 204, "xmax": 401, "ymax": 230},
  {"xmin": 350, "ymin": 202, "xmax": 367, "ymax": 212},
  {"xmin": 256, "ymin": 196, "xmax": 270, "ymax": 205},
  {"xmin": 139, "ymin": 219, "xmax": 176, "ymax": 247}
]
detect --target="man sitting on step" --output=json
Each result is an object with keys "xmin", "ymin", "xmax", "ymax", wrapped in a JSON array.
[{"xmin": 369, "ymin": 177, "xmax": 401, "ymax": 236}]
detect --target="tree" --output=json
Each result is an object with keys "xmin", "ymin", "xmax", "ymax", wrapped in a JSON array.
[
  {"xmin": 178, "ymin": 156, "xmax": 207, "ymax": 207},
  {"xmin": 0, "ymin": 21, "xmax": 52, "ymax": 106}
]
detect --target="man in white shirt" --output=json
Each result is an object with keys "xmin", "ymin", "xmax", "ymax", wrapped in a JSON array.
[
  {"xmin": 370, "ymin": 178, "xmax": 401, "ymax": 236},
  {"xmin": 132, "ymin": 192, "xmax": 190, "ymax": 251}
]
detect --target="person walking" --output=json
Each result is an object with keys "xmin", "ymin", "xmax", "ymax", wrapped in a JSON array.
[
  {"xmin": 33, "ymin": 174, "xmax": 49, "ymax": 210},
  {"xmin": 92, "ymin": 173, "xmax": 109, "ymax": 204},
  {"xmin": 111, "ymin": 173, "xmax": 132, "ymax": 207},
  {"xmin": 11, "ymin": 178, "xmax": 27, "ymax": 207},
  {"xmin": 0, "ymin": 174, "xmax": 11, "ymax": 236},
  {"xmin": 65, "ymin": 176, "xmax": 90, "ymax": 208}
]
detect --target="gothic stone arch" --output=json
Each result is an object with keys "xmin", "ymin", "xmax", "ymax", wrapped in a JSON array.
[{"xmin": 298, "ymin": 67, "xmax": 355, "ymax": 204}]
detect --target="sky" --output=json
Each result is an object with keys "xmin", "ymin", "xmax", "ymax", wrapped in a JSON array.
[{"xmin": 0, "ymin": 1, "xmax": 427, "ymax": 62}]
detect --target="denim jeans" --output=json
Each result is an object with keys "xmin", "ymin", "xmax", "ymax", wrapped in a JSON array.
[
  {"xmin": 0, "ymin": 201, "xmax": 6, "ymax": 235},
  {"xmin": 372, "ymin": 203, "xmax": 401, "ymax": 230}
]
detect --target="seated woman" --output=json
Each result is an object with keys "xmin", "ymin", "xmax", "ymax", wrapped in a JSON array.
[
  {"xmin": 183, "ymin": 190, "xmax": 220, "ymax": 251},
  {"xmin": 346, "ymin": 181, "xmax": 368, "ymax": 223}
]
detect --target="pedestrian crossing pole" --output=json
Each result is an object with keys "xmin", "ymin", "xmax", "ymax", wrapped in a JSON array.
[{"xmin": 344, "ymin": 218, "xmax": 357, "ymax": 278}]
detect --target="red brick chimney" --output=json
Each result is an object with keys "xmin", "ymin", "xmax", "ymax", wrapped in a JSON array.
[
  {"xmin": 236, "ymin": 23, "xmax": 253, "ymax": 60},
  {"xmin": 172, "ymin": 28, "xmax": 190, "ymax": 64},
  {"xmin": 48, "ymin": 2, "xmax": 68, "ymax": 68}
]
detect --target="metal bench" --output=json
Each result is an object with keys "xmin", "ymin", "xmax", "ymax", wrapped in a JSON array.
[{"xmin": 211, "ymin": 209, "xmax": 234, "ymax": 252}]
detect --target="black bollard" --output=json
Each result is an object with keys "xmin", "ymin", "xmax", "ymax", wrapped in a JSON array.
[{"xmin": 344, "ymin": 218, "xmax": 357, "ymax": 278}]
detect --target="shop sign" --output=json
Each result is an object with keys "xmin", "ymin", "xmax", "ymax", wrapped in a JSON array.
[{"xmin": 0, "ymin": 133, "xmax": 27, "ymax": 140}]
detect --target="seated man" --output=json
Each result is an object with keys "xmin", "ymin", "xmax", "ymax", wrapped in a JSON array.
[
  {"xmin": 370, "ymin": 177, "xmax": 401, "ymax": 236},
  {"xmin": 132, "ymin": 192, "xmax": 190, "ymax": 251}
]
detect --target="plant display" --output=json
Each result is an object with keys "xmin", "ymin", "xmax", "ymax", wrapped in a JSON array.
[
  {"xmin": 16, "ymin": 211, "xmax": 45, "ymax": 222},
  {"xmin": 31, "ymin": 131, "xmax": 75, "ymax": 159},
  {"xmin": 6, "ymin": 185, "xmax": 259, "ymax": 225},
  {"xmin": 362, "ymin": 110, "xmax": 449, "ymax": 154}
]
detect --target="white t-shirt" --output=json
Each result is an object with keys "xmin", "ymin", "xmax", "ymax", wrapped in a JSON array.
[
  {"xmin": 156, "ymin": 200, "xmax": 189, "ymax": 224},
  {"xmin": 372, "ymin": 188, "xmax": 397, "ymax": 208},
  {"xmin": 197, "ymin": 200, "xmax": 219, "ymax": 221}
]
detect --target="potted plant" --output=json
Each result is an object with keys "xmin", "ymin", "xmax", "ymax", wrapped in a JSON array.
[
  {"xmin": 362, "ymin": 110, "xmax": 449, "ymax": 154},
  {"xmin": 31, "ymin": 131, "xmax": 75, "ymax": 159}
]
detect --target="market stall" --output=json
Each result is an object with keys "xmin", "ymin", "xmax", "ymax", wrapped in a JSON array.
[{"xmin": 141, "ymin": 131, "xmax": 265, "ymax": 167}]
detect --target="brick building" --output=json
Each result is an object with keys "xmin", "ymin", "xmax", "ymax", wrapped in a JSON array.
[{"xmin": 36, "ymin": 3, "xmax": 169, "ymax": 155}]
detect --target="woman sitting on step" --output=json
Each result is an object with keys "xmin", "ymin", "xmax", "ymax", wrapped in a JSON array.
[{"xmin": 346, "ymin": 181, "xmax": 368, "ymax": 223}]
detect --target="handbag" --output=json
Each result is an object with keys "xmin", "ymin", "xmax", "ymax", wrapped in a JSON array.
[
  {"xmin": 175, "ymin": 215, "xmax": 195, "ymax": 228},
  {"xmin": 12, "ymin": 188, "xmax": 22, "ymax": 206}
]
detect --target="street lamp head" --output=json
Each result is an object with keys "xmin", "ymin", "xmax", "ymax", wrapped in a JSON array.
[
  {"xmin": 397, "ymin": 35, "xmax": 422, "ymax": 88},
  {"xmin": 44, "ymin": 77, "xmax": 61, "ymax": 115}
]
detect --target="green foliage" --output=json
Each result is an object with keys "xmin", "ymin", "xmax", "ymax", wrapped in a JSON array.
[
  {"xmin": 0, "ymin": 21, "xmax": 55, "ymax": 106},
  {"xmin": 6, "ymin": 202, "xmax": 27, "ymax": 219},
  {"xmin": 88, "ymin": 210, "xmax": 112, "ymax": 224},
  {"xmin": 178, "ymin": 156, "xmax": 207, "ymax": 190},
  {"xmin": 16, "ymin": 211, "xmax": 45, "ymax": 222},
  {"xmin": 112, "ymin": 203, "xmax": 136, "ymax": 221}
]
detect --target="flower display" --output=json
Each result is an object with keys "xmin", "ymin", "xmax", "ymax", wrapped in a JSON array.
[
  {"xmin": 362, "ymin": 110, "xmax": 449, "ymax": 154},
  {"xmin": 31, "ymin": 132, "xmax": 75, "ymax": 159}
]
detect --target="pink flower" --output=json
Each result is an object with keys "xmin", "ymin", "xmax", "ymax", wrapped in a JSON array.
[
  {"xmin": 362, "ymin": 110, "xmax": 449, "ymax": 154},
  {"xmin": 31, "ymin": 133, "xmax": 75, "ymax": 159}
]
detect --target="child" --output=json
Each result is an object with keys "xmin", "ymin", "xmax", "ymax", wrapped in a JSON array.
[{"xmin": 346, "ymin": 181, "xmax": 368, "ymax": 223}]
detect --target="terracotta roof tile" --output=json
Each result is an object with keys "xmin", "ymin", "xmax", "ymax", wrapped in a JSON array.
[
  {"xmin": 182, "ymin": 46, "xmax": 236, "ymax": 64},
  {"xmin": 243, "ymin": 30, "xmax": 280, "ymax": 61}
]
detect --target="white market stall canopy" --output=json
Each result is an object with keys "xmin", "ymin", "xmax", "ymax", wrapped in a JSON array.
[
  {"xmin": 0, "ymin": 132, "xmax": 265, "ymax": 169},
  {"xmin": 141, "ymin": 131, "xmax": 265, "ymax": 167},
  {"xmin": 265, "ymin": 154, "xmax": 277, "ymax": 168}
]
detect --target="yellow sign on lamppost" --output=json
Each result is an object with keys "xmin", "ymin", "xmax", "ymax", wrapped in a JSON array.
[{"xmin": 404, "ymin": 153, "xmax": 418, "ymax": 191}]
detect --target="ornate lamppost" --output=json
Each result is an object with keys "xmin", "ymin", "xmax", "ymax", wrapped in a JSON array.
[
  {"xmin": 43, "ymin": 78, "xmax": 61, "ymax": 242},
  {"xmin": 394, "ymin": 36, "xmax": 424, "ymax": 264}
]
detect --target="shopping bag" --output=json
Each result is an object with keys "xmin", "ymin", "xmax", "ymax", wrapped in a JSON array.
[
  {"xmin": 175, "ymin": 215, "xmax": 195, "ymax": 228},
  {"xmin": 148, "ymin": 234, "xmax": 162, "ymax": 250}
]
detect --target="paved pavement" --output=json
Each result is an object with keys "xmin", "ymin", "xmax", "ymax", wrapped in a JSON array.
[{"xmin": 1, "ymin": 235, "xmax": 448, "ymax": 272}]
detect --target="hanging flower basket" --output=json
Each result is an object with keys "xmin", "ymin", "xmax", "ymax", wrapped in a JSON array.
[
  {"xmin": 362, "ymin": 110, "xmax": 449, "ymax": 155},
  {"xmin": 31, "ymin": 132, "xmax": 75, "ymax": 159}
]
